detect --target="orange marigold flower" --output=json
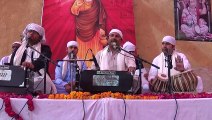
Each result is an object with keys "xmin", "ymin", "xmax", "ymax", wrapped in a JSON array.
[{"xmin": 48, "ymin": 94, "xmax": 55, "ymax": 99}]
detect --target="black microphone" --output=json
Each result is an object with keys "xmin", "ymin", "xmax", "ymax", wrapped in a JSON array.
[
  {"xmin": 164, "ymin": 48, "xmax": 172, "ymax": 69},
  {"xmin": 90, "ymin": 49, "xmax": 100, "ymax": 70},
  {"xmin": 26, "ymin": 34, "xmax": 31, "ymax": 48},
  {"xmin": 167, "ymin": 50, "xmax": 173, "ymax": 69}
]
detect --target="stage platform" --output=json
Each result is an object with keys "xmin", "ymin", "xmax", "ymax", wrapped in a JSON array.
[{"xmin": 0, "ymin": 97, "xmax": 212, "ymax": 120}]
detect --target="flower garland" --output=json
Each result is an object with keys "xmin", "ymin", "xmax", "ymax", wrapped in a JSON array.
[
  {"xmin": 48, "ymin": 91, "xmax": 158, "ymax": 100},
  {"xmin": 0, "ymin": 92, "xmax": 34, "ymax": 120},
  {"xmin": 48, "ymin": 91, "xmax": 212, "ymax": 100}
]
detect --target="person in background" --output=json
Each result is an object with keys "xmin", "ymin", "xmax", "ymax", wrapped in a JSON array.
[
  {"xmin": 0, "ymin": 41, "xmax": 21, "ymax": 65},
  {"xmin": 123, "ymin": 41, "xmax": 149, "ymax": 93},
  {"xmin": 54, "ymin": 41, "xmax": 87, "ymax": 94}
]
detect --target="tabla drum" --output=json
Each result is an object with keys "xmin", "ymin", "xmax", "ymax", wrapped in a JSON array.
[
  {"xmin": 194, "ymin": 25, "xmax": 201, "ymax": 34},
  {"xmin": 172, "ymin": 70, "xmax": 198, "ymax": 92},
  {"xmin": 149, "ymin": 70, "xmax": 198, "ymax": 93},
  {"xmin": 149, "ymin": 75, "xmax": 169, "ymax": 93}
]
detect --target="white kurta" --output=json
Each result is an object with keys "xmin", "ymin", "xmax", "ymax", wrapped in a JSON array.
[{"xmin": 91, "ymin": 46, "xmax": 136, "ymax": 71}]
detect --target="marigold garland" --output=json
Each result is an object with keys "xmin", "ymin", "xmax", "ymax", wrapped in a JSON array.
[
  {"xmin": 47, "ymin": 91, "xmax": 212, "ymax": 100},
  {"xmin": 48, "ymin": 91, "xmax": 159, "ymax": 100}
]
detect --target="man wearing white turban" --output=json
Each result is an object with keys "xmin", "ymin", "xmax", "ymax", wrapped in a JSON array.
[
  {"xmin": 91, "ymin": 29, "xmax": 136, "ymax": 72},
  {"xmin": 123, "ymin": 41, "xmax": 135, "ymax": 52},
  {"xmin": 54, "ymin": 41, "xmax": 87, "ymax": 94},
  {"xmin": 123, "ymin": 41, "xmax": 149, "ymax": 93},
  {"xmin": 9, "ymin": 23, "xmax": 56, "ymax": 94},
  {"xmin": 148, "ymin": 35, "xmax": 203, "ymax": 93}
]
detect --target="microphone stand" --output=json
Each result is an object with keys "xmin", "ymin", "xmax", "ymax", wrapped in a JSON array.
[
  {"xmin": 117, "ymin": 47, "xmax": 160, "ymax": 94},
  {"xmin": 27, "ymin": 45, "xmax": 59, "ymax": 94},
  {"xmin": 167, "ymin": 54, "xmax": 173, "ymax": 94},
  {"xmin": 75, "ymin": 61, "xmax": 80, "ymax": 91}
]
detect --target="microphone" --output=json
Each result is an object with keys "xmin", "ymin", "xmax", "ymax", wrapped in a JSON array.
[
  {"xmin": 90, "ymin": 49, "xmax": 100, "ymax": 70},
  {"xmin": 25, "ymin": 34, "xmax": 31, "ymax": 48},
  {"xmin": 111, "ymin": 42, "xmax": 119, "ymax": 49},
  {"xmin": 68, "ymin": 51, "xmax": 74, "ymax": 59},
  {"xmin": 164, "ymin": 48, "xmax": 172, "ymax": 69}
]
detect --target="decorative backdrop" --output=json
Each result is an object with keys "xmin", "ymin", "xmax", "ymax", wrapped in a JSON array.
[{"xmin": 42, "ymin": 0, "xmax": 136, "ymax": 78}]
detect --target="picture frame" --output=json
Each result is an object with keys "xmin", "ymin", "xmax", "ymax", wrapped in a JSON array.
[{"xmin": 174, "ymin": 0, "xmax": 212, "ymax": 41}]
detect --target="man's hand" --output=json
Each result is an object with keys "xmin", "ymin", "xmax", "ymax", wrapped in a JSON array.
[
  {"xmin": 128, "ymin": 67, "xmax": 136, "ymax": 74},
  {"xmin": 22, "ymin": 62, "xmax": 35, "ymax": 69},
  {"xmin": 174, "ymin": 55, "xmax": 185, "ymax": 72}
]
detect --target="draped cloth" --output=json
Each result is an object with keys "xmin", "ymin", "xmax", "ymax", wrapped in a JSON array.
[{"xmin": 11, "ymin": 40, "xmax": 41, "ymax": 65}]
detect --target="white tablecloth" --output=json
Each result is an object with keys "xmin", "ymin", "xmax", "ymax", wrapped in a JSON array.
[{"xmin": 0, "ymin": 98, "xmax": 212, "ymax": 120}]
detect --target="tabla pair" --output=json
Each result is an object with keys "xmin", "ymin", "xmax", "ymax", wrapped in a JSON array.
[{"xmin": 149, "ymin": 70, "xmax": 198, "ymax": 93}]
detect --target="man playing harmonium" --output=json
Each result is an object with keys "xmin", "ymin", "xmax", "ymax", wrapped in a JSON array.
[
  {"xmin": 91, "ymin": 29, "xmax": 136, "ymax": 72},
  {"xmin": 9, "ymin": 23, "xmax": 56, "ymax": 94},
  {"xmin": 148, "ymin": 35, "xmax": 203, "ymax": 93},
  {"xmin": 90, "ymin": 29, "xmax": 137, "ymax": 93}
]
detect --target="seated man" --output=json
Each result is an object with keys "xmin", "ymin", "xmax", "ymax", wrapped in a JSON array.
[
  {"xmin": 91, "ymin": 29, "xmax": 136, "ymax": 72},
  {"xmin": 54, "ymin": 41, "xmax": 87, "ymax": 94},
  {"xmin": 123, "ymin": 41, "xmax": 149, "ymax": 93},
  {"xmin": 0, "ymin": 41, "xmax": 21, "ymax": 65},
  {"xmin": 148, "ymin": 36, "xmax": 203, "ymax": 93},
  {"xmin": 10, "ymin": 23, "xmax": 56, "ymax": 94}
]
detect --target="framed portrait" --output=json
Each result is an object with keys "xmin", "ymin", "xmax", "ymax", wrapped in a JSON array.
[{"xmin": 174, "ymin": 0, "xmax": 212, "ymax": 41}]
